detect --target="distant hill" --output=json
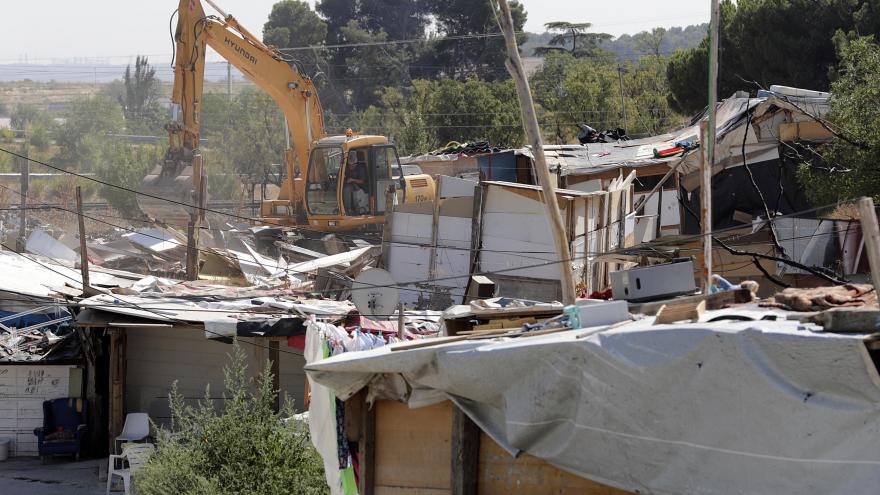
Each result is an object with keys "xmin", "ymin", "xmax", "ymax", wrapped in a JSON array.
[{"xmin": 522, "ymin": 24, "xmax": 708, "ymax": 61}]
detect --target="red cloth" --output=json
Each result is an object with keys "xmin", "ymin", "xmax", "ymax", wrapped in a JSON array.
[
  {"xmin": 287, "ymin": 334, "xmax": 306, "ymax": 350},
  {"xmin": 343, "ymin": 313, "xmax": 398, "ymax": 334},
  {"xmin": 587, "ymin": 288, "xmax": 613, "ymax": 300}
]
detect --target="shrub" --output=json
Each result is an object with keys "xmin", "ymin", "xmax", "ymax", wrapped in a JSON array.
[{"xmin": 135, "ymin": 343, "xmax": 328, "ymax": 495}]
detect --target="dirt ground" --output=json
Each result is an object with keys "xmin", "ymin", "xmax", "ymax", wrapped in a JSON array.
[{"xmin": 0, "ymin": 457, "xmax": 106, "ymax": 495}]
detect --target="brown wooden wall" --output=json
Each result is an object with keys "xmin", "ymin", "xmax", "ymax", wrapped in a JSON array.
[{"xmin": 363, "ymin": 399, "xmax": 632, "ymax": 495}]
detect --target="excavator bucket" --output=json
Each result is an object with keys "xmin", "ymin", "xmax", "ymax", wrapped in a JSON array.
[{"xmin": 137, "ymin": 157, "xmax": 205, "ymax": 227}]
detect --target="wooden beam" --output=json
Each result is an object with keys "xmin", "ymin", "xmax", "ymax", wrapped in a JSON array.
[
  {"xmin": 108, "ymin": 329, "xmax": 126, "ymax": 453},
  {"xmin": 358, "ymin": 394, "xmax": 376, "ymax": 495},
  {"xmin": 654, "ymin": 300, "xmax": 706, "ymax": 325},
  {"xmin": 76, "ymin": 186, "xmax": 90, "ymax": 289},
  {"xmin": 818, "ymin": 309, "xmax": 880, "ymax": 333},
  {"xmin": 269, "ymin": 340, "xmax": 280, "ymax": 413},
  {"xmin": 380, "ymin": 184, "xmax": 395, "ymax": 269},
  {"xmin": 700, "ymin": 121, "xmax": 713, "ymax": 293},
  {"xmin": 451, "ymin": 405, "xmax": 480, "ymax": 495},
  {"xmin": 858, "ymin": 197, "xmax": 880, "ymax": 307},
  {"xmin": 496, "ymin": 0, "xmax": 575, "ymax": 305}
]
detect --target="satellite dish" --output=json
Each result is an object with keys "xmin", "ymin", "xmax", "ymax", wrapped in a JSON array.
[{"xmin": 351, "ymin": 268, "xmax": 400, "ymax": 318}]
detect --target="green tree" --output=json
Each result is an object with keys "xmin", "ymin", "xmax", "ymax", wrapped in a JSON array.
[
  {"xmin": 263, "ymin": 0, "xmax": 329, "ymax": 87},
  {"xmin": 120, "ymin": 56, "xmax": 163, "ymax": 134},
  {"xmin": 337, "ymin": 20, "xmax": 413, "ymax": 110},
  {"xmin": 531, "ymin": 53, "xmax": 682, "ymax": 142},
  {"xmin": 534, "ymin": 22, "xmax": 612, "ymax": 59},
  {"xmin": 263, "ymin": 0, "xmax": 327, "ymax": 50},
  {"xmin": 135, "ymin": 344, "xmax": 327, "ymax": 495},
  {"xmin": 666, "ymin": 0, "xmax": 880, "ymax": 114},
  {"xmin": 428, "ymin": 0, "xmax": 528, "ymax": 81},
  {"xmin": 200, "ymin": 89, "xmax": 287, "ymax": 187},
  {"xmin": 798, "ymin": 35, "xmax": 880, "ymax": 204},
  {"xmin": 10, "ymin": 103, "xmax": 54, "ymax": 152},
  {"xmin": 54, "ymin": 95, "xmax": 125, "ymax": 169},
  {"xmin": 10, "ymin": 103, "xmax": 52, "ymax": 131},
  {"xmin": 90, "ymin": 140, "xmax": 159, "ymax": 215},
  {"xmin": 428, "ymin": 77, "xmax": 523, "ymax": 147},
  {"xmin": 634, "ymin": 27, "xmax": 667, "ymax": 60},
  {"xmin": 354, "ymin": 82, "xmax": 432, "ymax": 154}
]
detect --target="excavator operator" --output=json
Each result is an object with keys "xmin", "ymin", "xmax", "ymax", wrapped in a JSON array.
[{"xmin": 344, "ymin": 150, "xmax": 369, "ymax": 215}]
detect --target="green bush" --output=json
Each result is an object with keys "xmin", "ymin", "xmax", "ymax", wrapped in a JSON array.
[{"xmin": 136, "ymin": 344, "xmax": 328, "ymax": 495}]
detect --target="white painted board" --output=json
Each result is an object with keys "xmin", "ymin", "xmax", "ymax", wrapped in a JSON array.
[{"xmin": 0, "ymin": 365, "xmax": 75, "ymax": 456}]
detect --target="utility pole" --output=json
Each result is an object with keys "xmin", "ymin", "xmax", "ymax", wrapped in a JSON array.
[
  {"xmin": 16, "ymin": 127, "xmax": 28, "ymax": 252},
  {"xmin": 496, "ymin": 0, "xmax": 576, "ymax": 305},
  {"xmin": 76, "ymin": 186, "xmax": 90, "ymax": 289},
  {"xmin": 702, "ymin": 0, "xmax": 721, "ymax": 293},
  {"xmin": 186, "ymin": 153, "xmax": 205, "ymax": 280},
  {"xmin": 617, "ymin": 65, "xmax": 629, "ymax": 133}
]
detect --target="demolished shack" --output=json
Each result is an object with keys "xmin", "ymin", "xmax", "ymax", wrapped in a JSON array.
[{"xmin": 305, "ymin": 291, "xmax": 880, "ymax": 495}]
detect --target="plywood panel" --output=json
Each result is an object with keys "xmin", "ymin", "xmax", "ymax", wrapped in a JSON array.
[
  {"xmin": 125, "ymin": 328, "xmax": 305, "ymax": 426},
  {"xmin": 478, "ymin": 433, "xmax": 632, "ymax": 495},
  {"xmin": 372, "ymin": 400, "xmax": 632, "ymax": 495},
  {"xmin": 0, "ymin": 365, "xmax": 75, "ymax": 456},
  {"xmin": 376, "ymin": 488, "xmax": 451, "ymax": 495},
  {"xmin": 374, "ymin": 400, "xmax": 452, "ymax": 493}
]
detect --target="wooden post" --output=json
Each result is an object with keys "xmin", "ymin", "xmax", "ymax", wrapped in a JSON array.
[
  {"xmin": 397, "ymin": 302, "xmax": 405, "ymax": 340},
  {"xmin": 16, "ymin": 128, "xmax": 28, "ymax": 252},
  {"xmin": 380, "ymin": 185, "xmax": 395, "ymax": 269},
  {"xmin": 700, "ymin": 121, "xmax": 713, "ymax": 293},
  {"xmin": 186, "ymin": 153, "xmax": 204, "ymax": 281},
  {"xmin": 857, "ymin": 197, "xmax": 880, "ymax": 305},
  {"xmin": 76, "ymin": 186, "xmax": 90, "ymax": 289},
  {"xmin": 496, "ymin": 0, "xmax": 576, "ymax": 305},
  {"xmin": 108, "ymin": 329, "xmax": 126, "ymax": 453},
  {"xmin": 702, "ymin": 0, "xmax": 721, "ymax": 294},
  {"xmin": 269, "ymin": 340, "xmax": 280, "ymax": 413},
  {"xmin": 358, "ymin": 395, "xmax": 376, "ymax": 495},
  {"xmin": 451, "ymin": 405, "xmax": 480, "ymax": 495}
]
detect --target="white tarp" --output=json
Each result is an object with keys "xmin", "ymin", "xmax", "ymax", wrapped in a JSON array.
[
  {"xmin": 26, "ymin": 229, "xmax": 77, "ymax": 263},
  {"xmin": 305, "ymin": 310, "xmax": 880, "ymax": 495},
  {"xmin": 122, "ymin": 228, "xmax": 183, "ymax": 252}
]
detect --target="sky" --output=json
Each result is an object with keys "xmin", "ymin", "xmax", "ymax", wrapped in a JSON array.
[{"xmin": 0, "ymin": 0, "xmax": 709, "ymax": 64}]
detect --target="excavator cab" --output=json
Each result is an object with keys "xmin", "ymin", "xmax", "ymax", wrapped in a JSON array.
[{"xmin": 304, "ymin": 136, "xmax": 399, "ymax": 226}]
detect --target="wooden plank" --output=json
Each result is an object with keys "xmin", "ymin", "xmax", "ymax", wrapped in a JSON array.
[
  {"xmin": 359, "ymin": 393, "xmax": 376, "ymax": 495},
  {"xmin": 629, "ymin": 288, "xmax": 754, "ymax": 316},
  {"xmin": 654, "ymin": 300, "xmax": 706, "ymax": 325},
  {"xmin": 390, "ymin": 336, "xmax": 471, "ymax": 351},
  {"xmin": 818, "ymin": 309, "xmax": 880, "ymax": 333},
  {"xmin": 375, "ymin": 400, "xmax": 452, "ymax": 492},
  {"xmin": 858, "ymin": 197, "xmax": 880, "ymax": 308},
  {"xmin": 478, "ymin": 433, "xmax": 633, "ymax": 495},
  {"xmin": 451, "ymin": 406, "xmax": 480, "ymax": 495},
  {"xmin": 376, "ymin": 488, "xmax": 451, "ymax": 495},
  {"xmin": 269, "ymin": 340, "xmax": 280, "ymax": 413},
  {"xmin": 779, "ymin": 121, "xmax": 834, "ymax": 141},
  {"xmin": 109, "ymin": 329, "xmax": 126, "ymax": 452}
]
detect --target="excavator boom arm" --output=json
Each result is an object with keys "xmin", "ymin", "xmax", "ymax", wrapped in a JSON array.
[{"xmin": 170, "ymin": 0, "xmax": 325, "ymax": 201}]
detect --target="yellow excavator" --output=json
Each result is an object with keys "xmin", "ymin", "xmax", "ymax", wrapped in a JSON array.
[{"xmin": 138, "ymin": 0, "xmax": 435, "ymax": 232}]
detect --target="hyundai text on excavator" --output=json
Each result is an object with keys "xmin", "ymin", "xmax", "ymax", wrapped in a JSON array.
[{"xmin": 138, "ymin": 0, "xmax": 436, "ymax": 232}]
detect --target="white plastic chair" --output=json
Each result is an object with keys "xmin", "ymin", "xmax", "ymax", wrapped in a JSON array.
[
  {"xmin": 114, "ymin": 413, "xmax": 150, "ymax": 454},
  {"xmin": 106, "ymin": 443, "xmax": 154, "ymax": 495}
]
